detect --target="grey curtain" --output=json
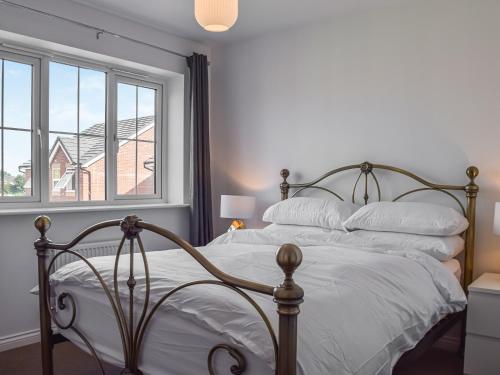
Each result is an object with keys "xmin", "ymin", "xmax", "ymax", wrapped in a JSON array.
[{"xmin": 187, "ymin": 53, "xmax": 213, "ymax": 246}]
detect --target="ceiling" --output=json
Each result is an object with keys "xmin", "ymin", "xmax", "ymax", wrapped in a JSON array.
[{"xmin": 71, "ymin": 0, "xmax": 407, "ymax": 44}]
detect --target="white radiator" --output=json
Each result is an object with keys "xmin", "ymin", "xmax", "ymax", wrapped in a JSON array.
[{"xmin": 52, "ymin": 240, "xmax": 130, "ymax": 271}]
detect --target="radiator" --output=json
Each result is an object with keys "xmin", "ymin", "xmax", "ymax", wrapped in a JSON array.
[{"xmin": 52, "ymin": 240, "xmax": 130, "ymax": 271}]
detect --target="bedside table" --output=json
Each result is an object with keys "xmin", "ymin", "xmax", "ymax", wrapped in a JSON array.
[{"xmin": 464, "ymin": 273, "xmax": 500, "ymax": 375}]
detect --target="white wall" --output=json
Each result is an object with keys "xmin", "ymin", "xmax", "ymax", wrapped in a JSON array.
[
  {"xmin": 0, "ymin": 0, "xmax": 207, "ymax": 346},
  {"xmin": 211, "ymin": 0, "xmax": 500, "ymax": 277}
]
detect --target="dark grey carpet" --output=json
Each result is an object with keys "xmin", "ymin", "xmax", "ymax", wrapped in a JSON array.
[{"xmin": 0, "ymin": 341, "xmax": 462, "ymax": 374}]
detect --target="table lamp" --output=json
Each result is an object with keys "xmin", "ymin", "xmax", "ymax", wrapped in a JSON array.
[
  {"xmin": 494, "ymin": 203, "xmax": 500, "ymax": 235},
  {"xmin": 220, "ymin": 195, "xmax": 256, "ymax": 232}
]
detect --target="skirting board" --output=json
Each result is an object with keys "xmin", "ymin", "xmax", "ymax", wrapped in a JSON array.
[{"xmin": 0, "ymin": 329, "xmax": 40, "ymax": 352}]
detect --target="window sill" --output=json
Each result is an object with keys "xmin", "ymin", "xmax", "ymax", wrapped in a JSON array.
[{"xmin": 0, "ymin": 203, "xmax": 190, "ymax": 216}]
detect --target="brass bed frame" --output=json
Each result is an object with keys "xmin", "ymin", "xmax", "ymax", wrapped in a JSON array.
[{"xmin": 34, "ymin": 161, "xmax": 478, "ymax": 375}]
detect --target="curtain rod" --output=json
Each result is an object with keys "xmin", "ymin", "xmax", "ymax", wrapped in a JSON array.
[{"xmin": 0, "ymin": 0, "xmax": 193, "ymax": 59}]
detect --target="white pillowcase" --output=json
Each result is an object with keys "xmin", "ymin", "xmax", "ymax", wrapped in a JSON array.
[
  {"xmin": 343, "ymin": 201, "xmax": 469, "ymax": 236},
  {"xmin": 262, "ymin": 197, "xmax": 359, "ymax": 230},
  {"xmin": 349, "ymin": 230, "xmax": 465, "ymax": 261}
]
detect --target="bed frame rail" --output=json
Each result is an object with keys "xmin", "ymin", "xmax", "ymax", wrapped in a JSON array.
[{"xmin": 34, "ymin": 215, "xmax": 304, "ymax": 375}]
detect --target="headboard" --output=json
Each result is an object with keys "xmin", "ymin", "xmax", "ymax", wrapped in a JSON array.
[{"xmin": 279, "ymin": 162, "xmax": 479, "ymax": 291}]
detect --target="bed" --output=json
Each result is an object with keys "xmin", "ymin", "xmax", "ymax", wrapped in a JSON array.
[{"xmin": 33, "ymin": 162, "xmax": 479, "ymax": 375}]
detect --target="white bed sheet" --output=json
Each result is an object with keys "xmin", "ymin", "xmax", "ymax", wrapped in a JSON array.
[
  {"xmin": 263, "ymin": 224, "xmax": 463, "ymax": 280},
  {"xmin": 442, "ymin": 259, "xmax": 461, "ymax": 280},
  {"xmin": 50, "ymin": 227, "xmax": 466, "ymax": 375}
]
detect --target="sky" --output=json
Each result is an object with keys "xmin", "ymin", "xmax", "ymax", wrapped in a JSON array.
[{"xmin": 1, "ymin": 59, "xmax": 155, "ymax": 177}]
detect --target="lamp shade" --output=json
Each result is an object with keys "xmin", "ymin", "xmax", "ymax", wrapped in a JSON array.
[
  {"xmin": 494, "ymin": 202, "xmax": 500, "ymax": 235},
  {"xmin": 195, "ymin": 0, "xmax": 238, "ymax": 32},
  {"xmin": 220, "ymin": 195, "xmax": 255, "ymax": 219}
]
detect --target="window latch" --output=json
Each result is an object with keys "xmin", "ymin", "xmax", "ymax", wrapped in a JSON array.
[{"xmin": 37, "ymin": 128, "xmax": 42, "ymax": 150}]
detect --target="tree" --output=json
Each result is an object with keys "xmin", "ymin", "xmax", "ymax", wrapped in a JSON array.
[{"xmin": 1, "ymin": 170, "xmax": 25, "ymax": 195}]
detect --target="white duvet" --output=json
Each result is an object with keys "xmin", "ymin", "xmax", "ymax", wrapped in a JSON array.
[{"xmin": 50, "ymin": 226, "xmax": 466, "ymax": 375}]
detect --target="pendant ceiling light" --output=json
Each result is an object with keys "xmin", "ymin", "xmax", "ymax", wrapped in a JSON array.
[{"xmin": 195, "ymin": 0, "xmax": 238, "ymax": 32}]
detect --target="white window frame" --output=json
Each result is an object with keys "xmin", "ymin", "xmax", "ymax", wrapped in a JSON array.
[
  {"xmin": 0, "ymin": 50, "xmax": 41, "ymax": 204},
  {"xmin": 0, "ymin": 46, "xmax": 167, "ymax": 209}
]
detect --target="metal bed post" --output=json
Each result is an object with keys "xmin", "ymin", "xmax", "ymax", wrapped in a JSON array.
[
  {"xmin": 34, "ymin": 216, "xmax": 54, "ymax": 375},
  {"xmin": 273, "ymin": 244, "xmax": 304, "ymax": 375},
  {"xmin": 464, "ymin": 166, "xmax": 479, "ymax": 290}
]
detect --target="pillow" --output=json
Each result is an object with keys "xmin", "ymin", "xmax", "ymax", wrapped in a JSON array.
[
  {"xmin": 342, "ymin": 201, "xmax": 469, "ymax": 236},
  {"xmin": 262, "ymin": 197, "xmax": 359, "ymax": 230},
  {"xmin": 349, "ymin": 230, "xmax": 465, "ymax": 261}
]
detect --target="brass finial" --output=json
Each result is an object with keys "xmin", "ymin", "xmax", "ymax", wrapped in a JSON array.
[
  {"xmin": 466, "ymin": 166, "xmax": 479, "ymax": 182},
  {"xmin": 360, "ymin": 161, "xmax": 373, "ymax": 174},
  {"xmin": 465, "ymin": 166, "xmax": 479, "ymax": 198},
  {"xmin": 280, "ymin": 169, "xmax": 291, "ymax": 200},
  {"xmin": 34, "ymin": 215, "xmax": 51, "ymax": 238},
  {"xmin": 274, "ymin": 244, "xmax": 304, "ymax": 309},
  {"xmin": 120, "ymin": 215, "xmax": 143, "ymax": 239},
  {"xmin": 276, "ymin": 243, "xmax": 302, "ymax": 276},
  {"xmin": 280, "ymin": 169, "xmax": 290, "ymax": 180}
]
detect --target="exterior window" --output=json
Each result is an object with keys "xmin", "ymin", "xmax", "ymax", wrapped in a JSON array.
[
  {"xmin": 0, "ymin": 54, "xmax": 38, "ymax": 200},
  {"xmin": 0, "ymin": 46, "xmax": 165, "ymax": 208},
  {"xmin": 52, "ymin": 163, "xmax": 61, "ymax": 188},
  {"xmin": 116, "ymin": 79, "xmax": 160, "ymax": 197}
]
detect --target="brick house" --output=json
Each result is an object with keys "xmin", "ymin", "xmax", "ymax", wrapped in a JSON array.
[{"xmin": 22, "ymin": 116, "xmax": 156, "ymax": 201}]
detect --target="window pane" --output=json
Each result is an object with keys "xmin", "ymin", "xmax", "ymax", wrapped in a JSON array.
[
  {"xmin": 0, "ymin": 60, "xmax": 2, "ymax": 128},
  {"xmin": 117, "ymin": 140, "xmax": 137, "ymax": 195},
  {"xmin": 0, "ymin": 131, "xmax": 2, "ymax": 195},
  {"xmin": 80, "ymin": 68, "xmax": 106, "ymax": 136},
  {"xmin": 49, "ymin": 62, "xmax": 78, "ymax": 133},
  {"xmin": 116, "ymin": 81, "xmax": 158, "ymax": 196},
  {"xmin": 4, "ymin": 60, "xmax": 32, "ymax": 129},
  {"xmin": 138, "ymin": 87, "xmax": 155, "ymax": 118},
  {"xmin": 3, "ymin": 130, "xmax": 31, "ymax": 197},
  {"xmin": 137, "ymin": 141, "xmax": 155, "ymax": 195},
  {"xmin": 49, "ymin": 63, "xmax": 107, "ymax": 202},
  {"xmin": 48, "ymin": 133, "xmax": 76, "ymax": 202},
  {"xmin": 136, "ymin": 88, "xmax": 155, "ymax": 195},
  {"xmin": 117, "ymin": 83, "xmax": 136, "ymax": 121},
  {"xmin": 79, "ymin": 135, "xmax": 105, "ymax": 201}
]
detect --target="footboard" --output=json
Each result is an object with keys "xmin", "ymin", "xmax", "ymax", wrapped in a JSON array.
[{"xmin": 33, "ymin": 215, "xmax": 304, "ymax": 375}]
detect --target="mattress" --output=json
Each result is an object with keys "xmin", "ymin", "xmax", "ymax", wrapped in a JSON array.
[{"xmin": 50, "ymin": 227, "xmax": 467, "ymax": 375}]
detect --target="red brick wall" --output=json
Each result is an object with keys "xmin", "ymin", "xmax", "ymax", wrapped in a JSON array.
[
  {"xmin": 24, "ymin": 168, "xmax": 32, "ymax": 196},
  {"xmin": 37, "ymin": 126, "xmax": 156, "ymax": 201},
  {"xmin": 25, "ymin": 128, "xmax": 155, "ymax": 202},
  {"xmin": 81, "ymin": 157, "xmax": 105, "ymax": 201},
  {"xmin": 117, "ymin": 127, "xmax": 155, "ymax": 196}
]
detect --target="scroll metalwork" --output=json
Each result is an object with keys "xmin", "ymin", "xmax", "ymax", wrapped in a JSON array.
[
  {"xmin": 279, "ymin": 162, "xmax": 479, "ymax": 290},
  {"xmin": 208, "ymin": 344, "xmax": 247, "ymax": 375},
  {"xmin": 34, "ymin": 215, "xmax": 302, "ymax": 375}
]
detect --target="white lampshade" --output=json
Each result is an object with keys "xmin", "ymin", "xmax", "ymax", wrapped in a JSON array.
[
  {"xmin": 220, "ymin": 195, "xmax": 255, "ymax": 219},
  {"xmin": 195, "ymin": 0, "xmax": 238, "ymax": 32},
  {"xmin": 494, "ymin": 202, "xmax": 500, "ymax": 235}
]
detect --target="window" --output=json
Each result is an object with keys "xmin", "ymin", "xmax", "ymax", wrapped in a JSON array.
[
  {"xmin": 0, "ymin": 52, "xmax": 39, "ymax": 201},
  {"xmin": 0, "ymin": 47, "xmax": 165, "ymax": 207}
]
